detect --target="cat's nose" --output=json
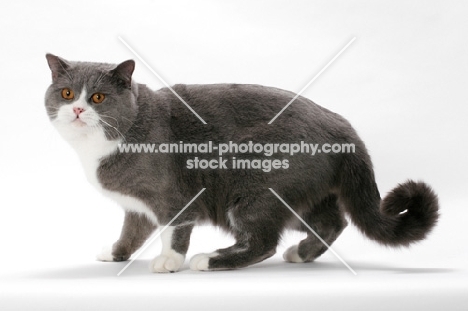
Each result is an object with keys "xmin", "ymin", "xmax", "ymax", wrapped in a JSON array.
[{"xmin": 73, "ymin": 107, "xmax": 85, "ymax": 116}]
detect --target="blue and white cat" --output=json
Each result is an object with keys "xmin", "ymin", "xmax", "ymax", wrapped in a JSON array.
[{"xmin": 45, "ymin": 54, "xmax": 439, "ymax": 273}]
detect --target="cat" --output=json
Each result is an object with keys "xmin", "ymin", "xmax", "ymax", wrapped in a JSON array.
[{"xmin": 44, "ymin": 54, "xmax": 439, "ymax": 273}]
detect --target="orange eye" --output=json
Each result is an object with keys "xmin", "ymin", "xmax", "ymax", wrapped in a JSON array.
[
  {"xmin": 61, "ymin": 88, "xmax": 74, "ymax": 100},
  {"xmin": 91, "ymin": 93, "xmax": 105, "ymax": 104}
]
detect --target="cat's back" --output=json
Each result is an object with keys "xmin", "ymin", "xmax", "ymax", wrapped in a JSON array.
[
  {"xmin": 152, "ymin": 83, "xmax": 354, "ymax": 142},
  {"xmin": 172, "ymin": 83, "xmax": 321, "ymax": 119}
]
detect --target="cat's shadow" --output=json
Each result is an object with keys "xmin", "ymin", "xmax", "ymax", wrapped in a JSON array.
[
  {"xmin": 26, "ymin": 258, "xmax": 455, "ymax": 280},
  {"xmin": 252, "ymin": 259, "xmax": 455, "ymax": 275}
]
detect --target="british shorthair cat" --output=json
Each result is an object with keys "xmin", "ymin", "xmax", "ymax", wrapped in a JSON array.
[{"xmin": 44, "ymin": 54, "xmax": 438, "ymax": 273}]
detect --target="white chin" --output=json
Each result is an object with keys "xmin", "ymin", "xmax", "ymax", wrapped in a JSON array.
[
  {"xmin": 71, "ymin": 119, "xmax": 88, "ymax": 128},
  {"xmin": 52, "ymin": 120, "xmax": 93, "ymax": 141}
]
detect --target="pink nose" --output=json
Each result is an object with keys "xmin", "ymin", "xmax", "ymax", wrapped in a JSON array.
[{"xmin": 73, "ymin": 107, "xmax": 85, "ymax": 116}]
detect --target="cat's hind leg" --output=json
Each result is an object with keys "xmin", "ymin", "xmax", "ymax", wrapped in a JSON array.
[
  {"xmin": 190, "ymin": 196, "xmax": 287, "ymax": 271},
  {"xmin": 283, "ymin": 195, "xmax": 348, "ymax": 263},
  {"xmin": 190, "ymin": 230, "xmax": 280, "ymax": 271}
]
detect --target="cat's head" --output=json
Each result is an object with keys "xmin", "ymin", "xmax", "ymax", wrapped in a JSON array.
[{"xmin": 45, "ymin": 54, "xmax": 138, "ymax": 142}]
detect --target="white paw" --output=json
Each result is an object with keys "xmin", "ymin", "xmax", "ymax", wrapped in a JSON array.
[
  {"xmin": 96, "ymin": 245, "xmax": 114, "ymax": 262},
  {"xmin": 283, "ymin": 245, "xmax": 304, "ymax": 263},
  {"xmin": 150, "ymin": 251, "xmax": 185, "ymax": 273},
  {"xmin": 190, "ymin": 252, "xmax": 218, "ymax": 271}
]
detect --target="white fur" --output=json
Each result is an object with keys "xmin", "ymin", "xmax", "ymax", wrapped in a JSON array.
[
  {"xmin": 96, "ymin": 245, "xmax": 114, "ymax": 262},
  {"xmin": 52, "ymin": 88, "xmax": 158, "ymax": 225},
  {"xmin": 227, "ymin": 210, "xmax": 238, "ymax": 230},
  {"xmin": 190, "ymin": 252, "xmax": 219, "ymax": 271},
  {"xmin": 283, "ymin": 245, "xmax": 304, "ymax": 263},
  {"xmin": 150, "ymin": 227, "xmax": 185, "ymax": 273}
]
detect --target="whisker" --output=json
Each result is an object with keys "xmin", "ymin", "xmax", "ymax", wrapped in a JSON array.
[
  {"xmin": 120, "ymin": 116, "xmax": 133, "ymax": 123},
  {"xmin": 99, "ymin": 119, "xmax": 127, "ymax": 143},
  {"xmin": 97, "ymin": 124, "xmax": 111, "ymax": 139},
  {"xmin": 100, "ymin": 112, "xmax": 135, "ymax": 131},
  {"xmin": 120, "ymin": 116, "xmax": 136, "ymax": 130},
  {"xmin": 46, "ymin": 106, "xmax": 62, "ymax": 111},
  {"xmin": 100, "ymin": 114, "xmax": 119, "ymax": 125}
]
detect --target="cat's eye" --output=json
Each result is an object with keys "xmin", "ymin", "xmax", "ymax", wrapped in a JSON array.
[
  {"xmin": 91, "ymin": 93, "xmax": 105, "ymax": 104},
  {"xmin": 61, "ymin": 88, "xmax": 74, "ymax": 100}
]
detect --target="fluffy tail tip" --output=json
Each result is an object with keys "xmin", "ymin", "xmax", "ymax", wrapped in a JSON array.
[{"xmin": 381, "ymin": 180, "xmax": 439, "ymax": 246}]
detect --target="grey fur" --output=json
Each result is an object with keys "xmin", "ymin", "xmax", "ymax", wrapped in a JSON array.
[{"xmin": 45, "ymin": 54, "xmax": 439, "ymax": 271}]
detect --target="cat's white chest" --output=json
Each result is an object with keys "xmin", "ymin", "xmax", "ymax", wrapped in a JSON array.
[{"xmin": 70, "ymin": 131, "xmax": 158, "ymax": 225}]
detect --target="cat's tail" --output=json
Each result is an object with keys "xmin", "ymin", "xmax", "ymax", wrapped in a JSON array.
[{"xmin": 339, "ymin": 154, "xmax": 439, "ymax": 247}]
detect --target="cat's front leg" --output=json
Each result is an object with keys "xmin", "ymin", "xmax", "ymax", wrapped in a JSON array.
[
  {"xmin": 97, "ymin": 211, "xmax": 157, "ymax": 262},
  {"xmin": 150, "ymin": 224, "xmax": 193, "ymax": 273}
]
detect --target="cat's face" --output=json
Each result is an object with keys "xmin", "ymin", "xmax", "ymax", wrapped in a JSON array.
[{"xmin": 44, "ymin": 54, "xmax": 138, "ymax": 142}]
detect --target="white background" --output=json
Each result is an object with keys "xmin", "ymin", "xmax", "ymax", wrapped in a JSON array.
[{"xmin": 1, "ymin": 1, "xmax": 467, "ymax": 310}]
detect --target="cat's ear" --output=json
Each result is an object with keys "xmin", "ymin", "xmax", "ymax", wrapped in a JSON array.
[
  {"xmin": 111, "ymin": 60, "xmax": 135, "ymax": 89},
  {"xmin": 46, "ymin": 53, "xmax": 71, "ymax": 82}
]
